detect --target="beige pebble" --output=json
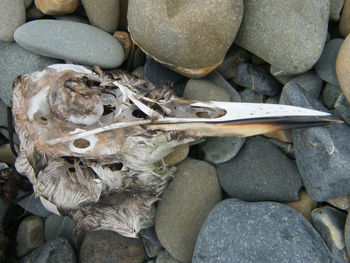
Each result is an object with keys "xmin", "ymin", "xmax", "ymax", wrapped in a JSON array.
[
  {"xmin": 35, "ymin": 0, "xmax": 79, "ymax": 16},
  {"xmin": 336, "ymin": 34, "xmax": 350, "ymax": 103},
  {"xmin": 164, "ymin": 144, "xmax": 189, "ymax": 166},
  {"xmin": 327, "ymin": 195, "xmax": 350, "ymax": 211}
]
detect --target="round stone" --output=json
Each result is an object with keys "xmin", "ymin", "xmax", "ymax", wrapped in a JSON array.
[
  {"xmin": 155, "ymin": 159, "xmax": 222, "ymax": 263},
  {"xmin": 184, "ymin": 79, "xmax": 231, "ymax": 102},
  {"xmin": 336, "ymin": 34, "xmax": 350, "ymax": 103},
  {"xmin": 164, "ymin": 144, "xmax": 189, "ymax": 166},
  {"xmin": 128, "ymin": 0, "xmax": 243, "ymax": 77},
  {"xmin": 14, "ymin": 19, "xmax": 124, "ymax": 69},
  {"xmin": 0, "ymin": 0, "xmax": 25, "ymax": 41}
]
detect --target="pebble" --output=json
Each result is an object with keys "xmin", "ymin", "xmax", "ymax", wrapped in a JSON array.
[
  {"xmin": 35, "ymin": 0, "xmax": 79, "ymax": 15},
  {"xmin": 193, "ymin": 199, "xmax": 332, "ymax": 263},
  {"xmin": 0, "ymin": 0, "xmax": 25, "ymax": 42},
  {"xmin": 335, "ymin": 93, "xmax": 350, "ymax": 125},
  {"xmin": 231, "ymin": 62, "xmax": 281, "ymax": 96},
  {"xmin": 155, "ymin": 159, "xmax": 222, "ymax": 263},
  {"xmin": 235, "ymin": 0, "xmax": 330, "ymax": 74},
  {"xmin": 284, "ymin": 189, "xmax": 318, "ymax": 221},
  {"xmin": 79, "ymin": 230, "xmax": 145, "ymax": 263},
  {"xmin": 18, "ymin": 193, "xmax": 53, "ymax": 218},
  {"xmin": 26, "ymin": 4, "xmax": 45, "ymax": 21},
  {"xmin": 45, "ymin": 215, "xmax": 75, "ymax": 248},
  {"xmin": 281, "ymin": 82, "xmax": 350, "ymax": 201},
  {"xmin": 184, "ymin": 79, "xmax": 231, "ymax": 102},
  {"xmin": 14, "ymin": 20, "xmax": 124, "ymax": 69},
  {"xmin": 216, "ymin": 44, "xmax": 250, "ymax": 79},
  {"xmin": 23, "ymin": 237, "xmax": 76, "ymax": 263},
  {"xmin": 0, "ymin": 41, "xmax": 61, "ymax": 107},
  {"xmin": 132, "ymin": 66, "xmax": 144, "ymax": 79},
  {"xmin": 239, "ymin": 88, "xmax": 264, "ymax": 103},
  {"xmin": 16, "ymin": 216, "xmax": 44, "ymax": 257},
  {"xmin": 113, "ymin": 31, "xmax": 132, "ymax": 61},
  {"xmin": 164, "ymin": 144, "xmax": 189, "ymax": 166},
  {"xmin": 321, "ymin": 83, "xmax": 342, "ymax": 109},
  {"xmin": 315, "ymin": 38, "xmax": 343, "ymax": 86},
  {"xmin": 0, "ymin": 144, "xmax": 17, "ymax": 166},
  {"xmin": 269, "ymin": 65, "xmax": 295, "ymax": 85},
  {"xmin": 328, "ymin": 195, "xmax": 350, "ymax": 211},
  {"xmin": 156, "ymin": 250, "xmax": 182, "ymax": 263},
  {"xmin": 336, "ymin": 33, "xmax": 350, "ymax": 102},
  {"xmin": 144, "ymin": 56, "xmax": 185, "ymax": 86},
  {"xmin": 268, "ymin": 139, "xmax": 295, "ymax": 159},
  {"xmin": 312, "ymin": 206, "xmax": 349, "ymax": 263},
  {"xmin": 339, "ymin": 0, "xmax": 350, "ymax": 37},
  {"xmin": 217, "ymin": 136, "xmax": 302, "ymax": 202},
  {"xmin": 81, "ymin": 0, "xmax": 120, "ymax": 33},
  {"xmin": 55, "ymin": 14, "xmax": 89, "ymax": 24},
  {"xmin": 287, "ymin": 71, "xmax": 323, "ymax": 98},
  {"xmin": 24, "ymin": 0, "xmax": 33, "ymax": 9},
  {"xmin": 128, "ymin": 0, "xmax": 243, "ymax": 77},
  {"xmin": 143, "ymin": 239, "xmax": 162, "ymax": 259},
  {"xmin": 345, "ymin": 213, "xmax": 350, "ymax": 256},
  {"xmin": 330, "ymin": 0, "xmax": 344, "ymax": 21}
]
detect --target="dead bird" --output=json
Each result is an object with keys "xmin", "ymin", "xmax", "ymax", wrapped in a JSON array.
[{"xmin": 12, "ymin": 64, "xmax": 338, "ymax": 238}]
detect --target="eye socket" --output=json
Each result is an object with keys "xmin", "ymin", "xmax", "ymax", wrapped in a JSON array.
[{"xmin": 73, "ymin": 139, "xmax": 90, "ymax": 149}]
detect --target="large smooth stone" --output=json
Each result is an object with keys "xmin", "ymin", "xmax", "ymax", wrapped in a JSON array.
[
  {"xmin": 155, "ymin": 159, "xmax": 222, "ymax": 263},
  {"xmin": 128, "ymin": 0, "xmax": 243, "ymax": 78},
  {"xmin": 336, "ymin": 34, "xmax": 350, "ymax": 103},
  {"xmin": 0, "ymin": 0, "xmax": 25, "ymax": 41},
  {"xmin": 193, "ymin": 199, "xmax": 332, "ymax": 263},
  {"xmin": 14, "ymin": 20, "xmax": 124, "ymax": 69},
  {"xmin": 281, "ymin": 82, "xmax": 350, "ymax": 201},
  {"xmin": 80, "ymin": 230, "xmax": 145, "ymax": 263},
  {"xmin": 217, "ymin": 136, "xmax": 302, "ymax": 202},
  {"xmin": 0, "ymin": 41, "xmax": 61, "ymax": 107},
  {"xmin": 311, "ymin": 206, "xmax": 349, "ymax": 263},
  {"xmin": 82, "ymin": 0, "xmax": 120, "ymax": 33},
  {"xmin": 235, "ymin": 0, "xmax": 330, "ymax": 74}
]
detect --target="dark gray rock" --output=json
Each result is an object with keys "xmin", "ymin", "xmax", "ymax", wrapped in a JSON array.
[
  {"xmin": 80, "ymin": 230, "xmax": 145, "ymax": 263},
  {"xmin": 335, "ymin": 93, "xmax": 350, "ymax": 125},
  {"xmin": 144, "ymin": 56, "xmax": 185, "ymax": 85},
  {"xmin": 45, "ymin": 215, "xmax": 75, "ymax": 248},
  {"xmin": 156, "ymin": 250, "xmax": 182, "ymax": 263},
  {"xmin": 311, "ymin": 206, "xmax": 349, "ymax": 263},
  {"xmin": 0, "ymin": 0, "xmax": 25, "ymax": 41},
  {"xmin": 231, "ymin": 62, "xmax": 281, "ymax": 96},
  {"xmin": 239, "ymin": 88, "xmax": 264, "ymax": 103},
  {"xmin": 18, "ymin": 194, "xmax": 53, "ymax": 218},
  {"xmin": 270, "ymin": 66, "xmax": 295, "ymax": 85},
  {"xmin": 315, "ymin": 38, "xmax": 343, "ymax": 86},
  {"xmin": 287, "ymin": 71, "xmax": 323, "ymax": 98},
  {"xmin": 54, "ymin": 14, "xmax": 89, "ymax": 24},
  {"xmin": 0, "ymin": 41, "xmax": 61, "ymax": 107},
  {"xmin": 235, "ymin": 0, "xmax": 330, "ymax": 74},
  {"xmin": 193, "ymin": 199, "xmax": 332, "ymax": 263},
  {"xmin": 281, "ymin": 82, "xmax": 350, "ymax": 201},
  {"xmin": 24, "ymin": 237, "xmax": 76, "ymax": 263},
  {"xmin": 268, "ymin": 139, "xmax": 295, "ymax": 159},
  {"xmin": 322, "ymin": 83, "xmax": 342, "ymax": 109},
  {"xmin": 17, "ymin": 216, "xmax": 44, "ymax": 257},
  {"xmin": 217, "ymin": 136, "xmax": 302, "ymax": 202},
  {"xmin": 14, "ymin": 20, "xmax": 124, "ymax": 69},
  {"xmin": 26, "ymin": 4, "xmax": 45, "ymax": 21}
]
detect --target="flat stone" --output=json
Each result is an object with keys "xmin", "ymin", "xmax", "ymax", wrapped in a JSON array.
[
  {"xmin": 17, "ymin": 193, "xmax": 53, "ymax": 218},
  {"xmin": 284, "ymin": 189, "xmax": 318, "ymax": 221},
  {"xmin": 156, "ymin": 250, "xmax": 182, "ymax": 263},
  {"xmin": 312, "ymin": 206, "xmax": 349, "ymax": 263},
  {"xmin": 330, "ymin": 0, "xmax": 344, "ymax": 21},
  {"xmin": 336, "ymin": 34, "xmax": 350, "ymax": 103},
  {"xmin": 287, "ymin": 71, "xmax": 323, "ymax": 98},
  {"xmin": 339, "ymin": 0, "xmax": 350, "ymax": 37},
  {"xmin": 235, "ymin": 0, "xmax": 330, "ymax": 74},
  {"xmin": 193, "ymin": 199, "xmax": 332, "ymax": 263},
  {"xmin": 0, "ymin": 41, "xmax": 61, "ymax": 107},
  {"xmin": 164, "ymin": 144, "xmax": 189, "ymax": 166},
  {"xmin": 155, "ymin": 159, "xmax": 221, "ymax": 263},
  {"xmin": 128, "ymin": 0, "xmax": 243, "ymax": 77},
  {"xmin": 14, "ymin": 20, "xmax": 124, "ymax": 69},
  {"xmin": 24, "ymin": 237, "xmax": 76, "ymax": 263},
  {"xmin": 144, "ymin": 56, "xmax": 185, "ymax": 85},
  {"xmin": 0, "ymin": 0, "xmax": 25, "ymax": 41},
  {"xmin": 335, "ymin": 93, "xmax": 350, "ymax": 125},
  {"xmin": 315, "ymin": 38, "xmax": 343, "ymax": 86},
  {"xmin": 217, "ymin": 136, "xmax": 302, "ymax": 202},
  {"xmin": 80, "ymin": 230, "xmax": 145, "ymax": 263},
  {"xmin": 16, "ymin": 216, "xmax": 44, "ymax": 257},
  {"xmin": 81, "ymin": 0, "xmax": 120, "ymax": 33},
  {"xmin": 322, "ymin": 83, "xmax": 342, "ymax": 109},
  {"xmin": 281, "ymin": 82, "xmax": 350, "ymax": 201},
  {"xmin": 328, "ymin": 195, "xmax": 350, "ymax": 211},
  {"xmin": 231, "ymin": 62, "xmax": 281, "ymax": 96}
]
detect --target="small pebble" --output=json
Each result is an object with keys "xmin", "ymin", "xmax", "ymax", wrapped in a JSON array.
[
  {"xmin": 0, "ymin": 0, "xmax": 25, "ymax": 42},
  {"xmin": 132, "ymin": 66, "xmax": 144, "ymax": 79},
  {"xmin": 164, "ymin": 144, "xmax": 189, "ymax": 166},
  {"xmin": 143, "ymin": 239, "xmax": 162, "ymax": 259},
  {"xmin": 17, "ymin": 193, "xmax": 53, "ymax": 218},
  {"xmin": 239, "ymin": 88, "xmax": 264, "ymax": 103},
  {"xmin": 321, "ymin": 83, "xmax": 342, "ymax": 109},
  {"xmin": 16, "ymin": 216, "xmax": 44, "ymax": 257},
  {"xmin": 55, "ymin": 14, "xmax": 89, "ymax": 24},
  {"xmin": 184, "ymin": 79, "xmax": 231, "ymax": 102},
  {"xmin": 315, "ymin": 38, "xmax": 343, "ymax": 86},
  {"xmin": 339, "ymin": 0, "xmax": 350, "ymax": 37},
  {"xmin": 336, "ymin": 33, "xmax": 350, "ymax": 102},
  {"xmin": 284, "ymin": 189, "xmax": 318, "ymax": 221},
  {"xmin": 0, "ymin": 144, "xmax": 17, "ymax": 166},
  {"xmin": 82, "ymin": 0, "xmax": 120, "ymax": 33},
  {"xmin": 268, "ymin": 139, "xmax": 295, "ymax": 159},
  {"xmin": 113, "ymin": 31, "xmax": 133, "ymax": 61},
  {"xmin": 330, "ymin": 0, "xmax": 344, "ymax": 21},
  {"xmin": 270, "ymin": 66, "xmax": 295, "ymax": 85},
  {"xmin": 345, "ymin": 212, "xmax": 350, "ymax": 256},
  {"xmin": 335, "ymin": 93, "xmax": 350, "ymax": 125},
  {"xmin": 35, "ymin": 0, "xmax": 79, "ymax": 15},
  {"xmin": 156, "ymin": 250, "xmax": 182, "ymax": 263},
  {"xmin": 327, "ymin": 195, "xmax": 350, "ymax": 211},
  {"xmin": 24, "ymin": 0, "xmax": 33, "ymax": 9},
  {"xmin": 287, "ymin": 71, "xmax": 323, "ymax": 98},
  {"xmin": 312, "ymin": 206, "xmax": 349, "ymax": 263},
  {"xmin": 45, "ymin": 215, "xmax": 75, "ymax": 248},
  {"xmin": 26, "ymin": 4, "xmax": 45, "ymax": 20}
]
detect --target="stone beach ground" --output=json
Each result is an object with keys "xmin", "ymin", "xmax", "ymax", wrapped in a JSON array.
[{"xmin": 0, "ymin": 0, "xmax": 350, "ymax": 262}]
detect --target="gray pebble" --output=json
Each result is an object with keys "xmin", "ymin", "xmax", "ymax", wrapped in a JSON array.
[
  {"xmin": 334, "ymin": 93, "xmax": 350, "ymax": 125},
  {"xmin": 14, "ymin": 20, "xmax": 124, "ymax": 69},
  {"xmin": 268, "ymin": 139, "xmax": 295, "ymax": 159},
  {"xmin": 18, "ymin": 194, "xmax": 53, "ymax": 218},
  {"xmin": 217, "ymin": 136, "xmax": 302, "ymax": 202},
  {"xmin": 239, "ymin": 88, "xmax": 264, "ymax": 103},
  {"xmin": 0, "ymin": 0, "xmax": 25, "ymax": 41},
  {"xmin": 54, "ymin": 14, "xmax": 89, "ymax": 24},
  {"xmin": 156, "ymin": 250, "xmax": 181, "ymax": 263},
  {"xmin": 270, "ymin": 65, "xmax": 295, "ymax": 85},
  {"xmin": 26, "ymin": 4, "xmax": 45, "ymax": 21},
  {"xmin": 45, "ymin": 215, "xmax": 75, "ymax": 248},
  {"xmin": 287, "ymin": 71, "xmax": 323, "ymax": 98},
  {"xmin": 345, "ymin": 213, "xmax": 350, "ymax": 257},
  {"xmin": 322, "ymin": 83, "xmax": 342, "ymax": 109},
  {"xmin": 312, "ymin": 206, "xmax": 349, "ymax": 263},
  {"xmin": 24, "ymin": 0, "xmax": 33, "ymax": 9},
  {"xmin": 193, "ymin": 199, "xmax": 332, "ymax": 263},
  {"xmin": 330, "ymin": 0, "xmax": 344, "ymax": 21},
  {"xmin": 17, "ymin": 216, "xmax": 44, "ymax": 257},
  {"xmin": 315, "ymin": 38, "xmax": 343, "ymax": 86},
  {"xmin": 184, "ymin": 79, "xmax": 231, "ymax": 102}
]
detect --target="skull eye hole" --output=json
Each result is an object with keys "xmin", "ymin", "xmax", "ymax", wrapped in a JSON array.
[
  {"xmin": 109, "ymin": 163, "xmax": 123, "ymax": 171},
  {"xmin": 73, "ymin": 139, "xmax": 90, "ymax": 149}
]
